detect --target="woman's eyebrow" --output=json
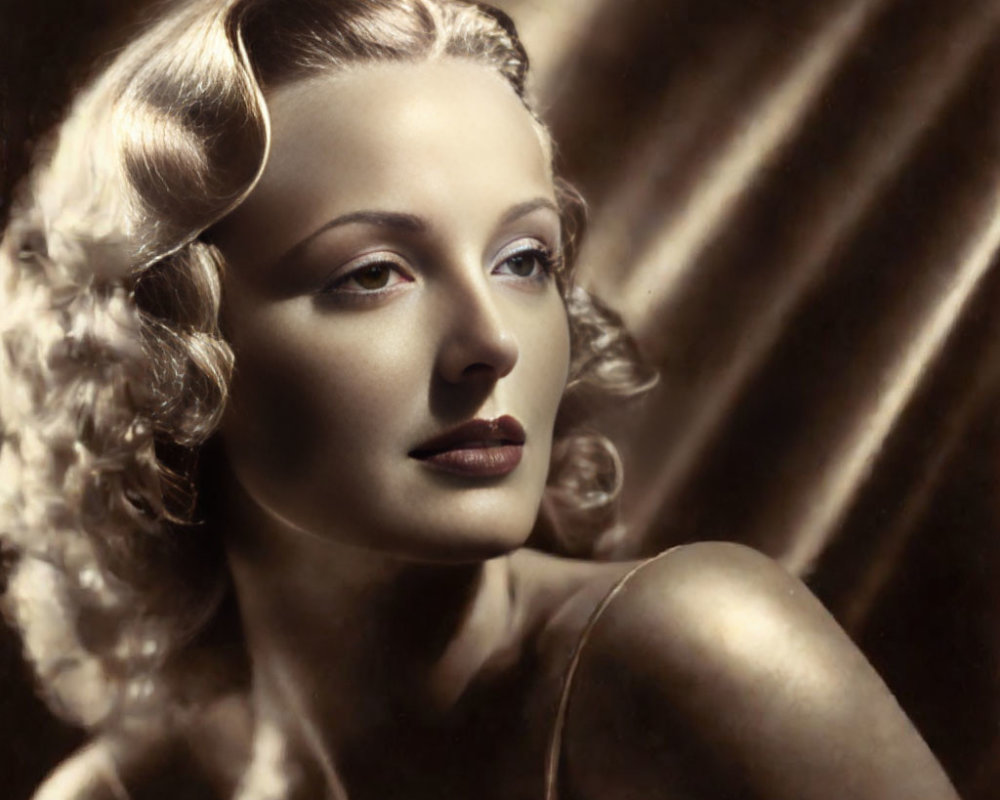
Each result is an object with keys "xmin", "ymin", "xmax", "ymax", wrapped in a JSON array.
[
  {"xmin": 277, "ymin": 210, "xmax": 426, "ymax": 265},
  {"xmin": 499, "ymin": 197, "xmax": 559, "ymax": 226}
]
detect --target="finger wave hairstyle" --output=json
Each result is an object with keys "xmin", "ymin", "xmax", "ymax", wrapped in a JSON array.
[{"xmin": 0, "ymin": 0, "xmax": 655, "ymax": 790}]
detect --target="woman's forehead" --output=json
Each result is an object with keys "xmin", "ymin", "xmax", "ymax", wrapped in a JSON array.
[{"xmin": 215, "ymin": 59, "xmax": 554, "ymax": 268}]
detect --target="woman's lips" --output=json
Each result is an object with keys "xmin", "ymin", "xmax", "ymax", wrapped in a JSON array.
[
  {"xmin": 417, "ymin": 445, "xmax": 523, "ymax": 477},
  {"xmin": 410, "ymin": 415, "xmax": 525, "ymax": 477}
]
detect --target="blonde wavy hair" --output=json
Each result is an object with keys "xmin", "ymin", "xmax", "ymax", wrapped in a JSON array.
[{"xmin": 0, "ymin": 0, "xmax": 654, "ymax": 778}]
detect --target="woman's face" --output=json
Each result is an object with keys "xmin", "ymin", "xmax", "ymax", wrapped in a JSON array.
[{"xmin": 214, "ymin": 59, "xmax": 570, "ymax": 560}]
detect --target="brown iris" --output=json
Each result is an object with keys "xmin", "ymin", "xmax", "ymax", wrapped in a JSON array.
[
  {"xmin": 504, "ymin": 253, "xmax": 536, "ymax": 277},
  {"xmin": 355, "ymin": 264, "xmax": 393, "ymax": 289}
]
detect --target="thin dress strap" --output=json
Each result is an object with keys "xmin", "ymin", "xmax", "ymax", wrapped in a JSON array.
[{"xmin": 543, "ymin": 547, "xmax": 681, "ymax": 800}]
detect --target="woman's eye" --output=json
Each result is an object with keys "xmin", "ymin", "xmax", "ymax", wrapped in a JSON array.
[
  {"xmin": 352, "ymin": 263, "xmax": 395, "ymax": 290},
  {"xmin": 493, "ymin": 245, "xmax": 556, "ymax": 281},
  {"xmin": 322, "ymin": 259, "xmax": 410, "ymax": 295}
]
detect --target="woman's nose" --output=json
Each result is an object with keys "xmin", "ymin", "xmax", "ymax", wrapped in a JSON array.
[{"xmin": 434, "ymin": 280, "xmax": 519, "ymax": 385}]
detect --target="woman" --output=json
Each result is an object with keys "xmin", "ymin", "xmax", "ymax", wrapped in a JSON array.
[{"xmin": 0, "ymin": 0, "xmax": 962, "ymax": 798}]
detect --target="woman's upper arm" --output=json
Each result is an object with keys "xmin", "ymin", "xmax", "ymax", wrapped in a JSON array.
[{"xmin": 562, "ymin": 541, "xmax": 959, "ymax": 800}]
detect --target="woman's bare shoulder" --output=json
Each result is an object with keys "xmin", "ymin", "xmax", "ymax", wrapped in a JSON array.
[{"xmin": 554, "ymin": 541, "xmax": 960, "ymax": 800}]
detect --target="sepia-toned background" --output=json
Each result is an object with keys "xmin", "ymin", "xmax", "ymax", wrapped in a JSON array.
[{"xmin": 3, "ymin": 0, "xmax": 1000, "ymax": 797}]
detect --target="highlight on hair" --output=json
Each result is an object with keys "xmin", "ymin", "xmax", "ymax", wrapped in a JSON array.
[{"xmin": 0, "ymin": 0, "xmax": 655, "ymax": 787}]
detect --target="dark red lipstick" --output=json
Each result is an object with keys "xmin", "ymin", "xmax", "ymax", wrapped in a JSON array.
[{"xmin": 410, "ymin": 415, "xmax": 525, "ymax": 477}]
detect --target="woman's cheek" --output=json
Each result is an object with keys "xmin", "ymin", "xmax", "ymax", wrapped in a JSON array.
[
  {"xmin": 535, "ymin": 297, "xmax": 572, "ymax": 420},
  {"xmin": 225, "ymin": 342, "xmax": 339, "ymax": 487},
  {"xmin": 224, "ymin": 306, "xmax": 423, "ymax": 486}
]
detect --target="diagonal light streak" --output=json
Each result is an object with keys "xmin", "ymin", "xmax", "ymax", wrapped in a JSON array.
[
  {"xmin": 626, "ymin": 8, "xmax": 1000, "ymax": 544},
  {"xmin": 784, "ymin": 189, "xmax": 1000, "ymax": 574},
  {"xmin": 839, "ymin": 329, "xmax": 1000, "ymax": 634},
  {"xmin": 578, "ymin": 28, "xmax": 764, "ymax": 302},
  {"xmin": 613, "ymin": 0, "xmax": 881, "ymax": 322}
]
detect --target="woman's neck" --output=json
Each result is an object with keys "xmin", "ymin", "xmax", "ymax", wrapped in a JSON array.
[{"xmin": 219, "ymin": 476, "xmax": 521, "ymax": 779}]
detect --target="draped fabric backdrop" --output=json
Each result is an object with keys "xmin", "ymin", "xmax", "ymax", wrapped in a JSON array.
[{"xmin": 3, "ymin": 0, "xmax": 1000, "ymax": 797}]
